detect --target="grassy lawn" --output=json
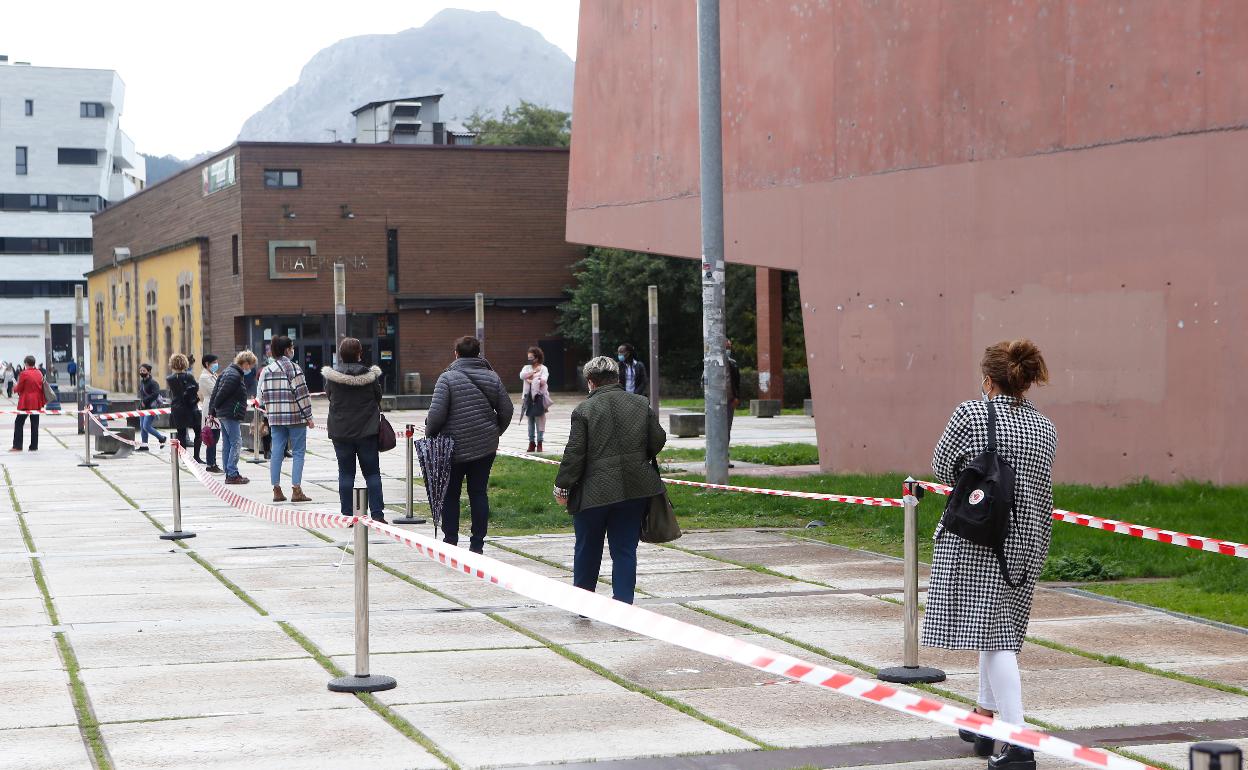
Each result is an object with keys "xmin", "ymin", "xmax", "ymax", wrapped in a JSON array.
[
  {"xmin": 660, "ymin": 398, "xmax": 806, "ymax": 416},
  {"xmin": 659, "ymin": 442, "xmax": 820, "ymax": 466},
  {"xmin": 475, "ymin": 457, "xmax": 1248, "ymax": 627}
]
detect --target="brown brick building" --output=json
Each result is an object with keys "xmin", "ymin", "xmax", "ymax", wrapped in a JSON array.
[{"xmin": 90, "ymin": 142, "xmax": 581, "ymax": 393}]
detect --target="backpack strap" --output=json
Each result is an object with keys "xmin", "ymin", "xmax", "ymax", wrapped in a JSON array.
[{"xmin": 986, "ymin": 400, "xmax": 998, "ymax": 453}]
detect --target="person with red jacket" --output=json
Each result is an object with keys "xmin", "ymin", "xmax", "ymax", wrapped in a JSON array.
[{"xmin": 11, "ymin": 355, "xmax": 46, "ymax": 452}]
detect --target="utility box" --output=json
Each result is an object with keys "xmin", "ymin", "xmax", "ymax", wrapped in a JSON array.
[{"xmin": 404, "ymin": 373, "xmax": 422, "ymax": 395}]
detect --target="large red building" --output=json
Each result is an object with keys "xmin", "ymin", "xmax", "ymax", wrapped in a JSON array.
[{"xmin": 567, "ymin": 1, "xmax": 1247, "ymax": 484}]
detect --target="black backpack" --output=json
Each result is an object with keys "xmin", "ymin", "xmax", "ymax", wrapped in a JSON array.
[{"xmin": 939, "ymin": 400, "xmax": 1025, "ymax": 588}]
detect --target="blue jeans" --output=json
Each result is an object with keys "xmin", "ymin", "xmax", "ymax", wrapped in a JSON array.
[
  {"xmin": 139, "ymin": 414, "xmax": 166, "ymax": 446},
  {"xmin": 442, "ymin": 453, "xmax": 496, "ymax": 552},
  {"xmin": 220, "ymin": 418, "xmax": 242, "ymax": 478},
  {"xmin": 269, "ymin": 425, "xmax": 307, "ymax": 486},
  {"xmin": 332, "ymin": 436, "xmax": 383, "ymax": 518},
  {"xmin": 573, "ymin": 497, "xmax": 646, "ymax": 604},
  {"xmin": 206, "ymin": 429, "xmax": 220, "ymax": 466}
]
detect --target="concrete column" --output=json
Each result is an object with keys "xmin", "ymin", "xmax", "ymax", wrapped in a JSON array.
[{"xmin": 755, "ymin": 267, "xmax": 784, "ymax": 404}]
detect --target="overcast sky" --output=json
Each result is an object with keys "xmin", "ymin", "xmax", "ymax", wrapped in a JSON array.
[{"xmin": 0, "ymin": 1, "xmax": 579, "ymax": 158}]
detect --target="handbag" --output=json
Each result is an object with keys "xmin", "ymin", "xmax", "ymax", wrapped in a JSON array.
[
  {"xmin": 377, "ymin": 413, "xmax": 397, "ymax": 452},
  {"xmin": 40, "ymin": 377, "xmax": 55, "ymax": 406},
  {"xmin": 937, "ymin": 400, "xmax": 1024, "ymax": 587},
  {"xmin": 640, "ymin": 460, "xmax": 681, "ymax": 543}
]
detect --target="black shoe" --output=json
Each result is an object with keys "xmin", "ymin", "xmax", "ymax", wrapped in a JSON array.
[
  {"xmin": 205, "ymin": 465, "xmax": 223, "ymax": 473},
  {"xmin": 158, "ymin": 437, "xmax": 167, "ymax": 448},
  {"xmin": 989, "ymin": 744, "xmax": 1036, "ymax": 770},
  {"xmin": 136, "ymin": 446, "xmax": 150, "ymax": 452},
  {"xmin": 370, "ymin": 513, "xmax": 386, "ymax": 523},
  {"xmin": 468, "ymin": 545, "xmax": 484, "ymax": 554},
  {"xmin": 959, "ymin": 729, "xmax": 995, "ymax": 758}
]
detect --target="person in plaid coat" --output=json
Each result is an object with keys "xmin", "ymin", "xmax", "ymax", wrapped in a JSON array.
[
  {"xmin": 257, "ymin": 336, "xmax": 315, "ymax": 503},
  {"xmin": 921, "ymin": 340, "xmax": 1056, "ymax": 770}
]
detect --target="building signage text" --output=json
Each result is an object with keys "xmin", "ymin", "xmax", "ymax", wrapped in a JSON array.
[{"xmin": 201, "ymin": 155, "xmax": 237, "ymax": 196}]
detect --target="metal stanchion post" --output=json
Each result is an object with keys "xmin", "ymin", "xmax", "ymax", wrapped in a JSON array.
[
  {"xmin": 1191, "ymin": 743, "xmax": 1243, "ymax": 770},
  {"xmin": 248, "ymin": 408, "xmax": 264, "ymax": 464},
  {"xmin": 878, "ymin": 477, "xmax": 944, "ymax": 684},
  {"xmin": 159, "ymin": 440, "xmax": 196, "ymax": 541},
  {"xmin": 79, "ymin": 407, "xmax": 97, "ymax": 468},
  {"xmin": 329, "ymin": 488, "xmax": 397, "ymax": 693},
  {"xmin": 393, "ymin": 426, "xmax": 425, "ymax": 525}
]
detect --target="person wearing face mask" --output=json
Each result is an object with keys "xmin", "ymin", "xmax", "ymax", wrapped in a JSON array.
[
  {"xmin": 136, "ymin": 363, "xmax": 168, "ymax": 452},
  {"xmin": 209, "ymin": 350, "xmax": 258, "ymax": 484},
  {"xmin": 198, "ymin": 355, "xmax": 223, "ymax": 472},
  {"xmin": 922, "ymin": 340, "xmax": 1056, "ymax": 770},
  {"xmin": 615, "ymin": 343, "xmax": 648, "ymax": 400},
  {"xmin": 519, "ymin": 346, "xmax": 552, "ymax": 453}
]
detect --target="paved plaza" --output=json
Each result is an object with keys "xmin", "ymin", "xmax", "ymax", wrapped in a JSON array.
[{"xmin": 1, "ymin": 398, "xmax": 1245, "ymax": 769}]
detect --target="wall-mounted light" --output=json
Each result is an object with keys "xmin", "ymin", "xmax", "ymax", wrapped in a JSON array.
[
  {"xmin": 340, "ymin": 204, "xmax": 355, "ymax": 219},
  {"xmin": 282, "ymin": 204, "xmax": 297, "ymax": 220}
]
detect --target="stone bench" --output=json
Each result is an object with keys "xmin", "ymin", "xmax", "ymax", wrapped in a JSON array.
[
  {"xmin": 96, "ymin": 426, "xmax": 136, "ymax": 457},
  {"xmin": 750, "ymin": 399, "xmax": 782, "ymax": 418},
  {"xmin": 379, "ymin": 396, "xmax": 397, "ymax": 413},
  {"xmin": 804, "ymin": 398, "xmax": 814, "ymax": 417},
  {"xmin": 395, "ymin": 394, "xmax": 432, "ymax": 410},
  {"xmin": 669, "ymin": 411, "xmax": 705, "ymax": 438}
]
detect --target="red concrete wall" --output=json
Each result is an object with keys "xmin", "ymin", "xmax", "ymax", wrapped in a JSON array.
[{"xmin": 568, "ymin": 0, "xmax": 1248, "ymax": 484}]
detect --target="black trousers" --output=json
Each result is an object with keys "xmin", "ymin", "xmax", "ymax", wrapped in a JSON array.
[
  {"xmin": 175, "ymin": 412, "xmax": 203, "ymax": 460},
  {"xmin": 12, "ymin": 414, "xmax": 38, "ymax": 450},
  {"xmin": 441, "ymin": 453, "xmax": 496, "ymax": 553}
]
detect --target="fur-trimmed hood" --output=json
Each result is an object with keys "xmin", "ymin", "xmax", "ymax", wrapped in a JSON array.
[{"xmin": 323, "ymin": 364, "xmax": 381, "ymax": 387}]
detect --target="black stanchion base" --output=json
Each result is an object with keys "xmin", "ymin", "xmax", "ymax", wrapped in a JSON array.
[
  {"xmin": 877, "ymin": 665, "xmax": 946, "ymax": 684},
  {"xmin": 159, "ymin": 531, "xmax": 197, "ymax": 541},
  {"xmin": 392, "ymin": 517, "xmax": 427, "ymax": 525},
  {"xmin": 328, "ymin": 674, "xmax": 397, "ymax": 693},
  {"xmin": 78, "ymin": 461, "xmax": 98, "ymax": 468}
]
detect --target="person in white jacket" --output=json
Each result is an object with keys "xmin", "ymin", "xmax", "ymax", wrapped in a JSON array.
[{"xmin": 519, "ymin": 346, "xmax": 552, "ymax": 453}]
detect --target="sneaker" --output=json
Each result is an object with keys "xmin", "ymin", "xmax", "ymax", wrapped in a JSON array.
[
  {"xmin": 136, "ymin": 446, "xmax": 151, "ymax": 452},
  {"xmin": 273, "ymin": 486, "xmax": 286, "ymax": 502},
  {"xmin": 205, "ymin": 465, "xmax": 224, "ymax": 474},
  {"xmin": 224, "ymin": 475, "xmax": 250, "ymax": 485},
  {"xmin": 290, "ymin": 486, "xmax": 311, "ymax": 503}
]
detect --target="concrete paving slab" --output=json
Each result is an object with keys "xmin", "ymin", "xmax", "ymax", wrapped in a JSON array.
[
  {"xmin": 0, "ymin": 725, "xmax": 93, "ymax": 770},
  {"xmin": 1028, "ymin": 588, "xmax": 1154, "ymax": 620},
  {"xmin": 82, "ymin": 657, "xmax": 362, "ymax": 722},
  {"xmin": 0, "ymin": 597, "xmax": 51, "ymax": 628},
  {"xmin": 834, "ymin": 758, "xmax": 1089, "ymax": 770},
  {"xmin": 69, "ymin": 621, "xmax": 303, "ymax": 669},
  {"xmin": 675, "ymin": 529, "xmax": 802, "ymax": 550},
  {"xmin": 0, "ymin": 668, "xmax": 78, "ymax": 728},
  {"xmin": 53, "ymin": 588, "xmax": 251, "ymax": 625},
  {"xmin": 772, "ymin": 558, "xmax": 923, "ymax": 590},
  {"xmin": 199, "ymin": 546, "xmax": 359, "ymax": 570},
  {"xmin": 692, "ymin": 592, "xmax": 909, "ymax": 633},
  {"xmin": 0, "ymin": 631, "xmax": 65, "ymax": 673},
  {"xmin": 293, "ymin": 609, "xmax": 537, "ymax": 656},
  {"xmin": 415, "ymin": 573, "xmax": 548, "ymax": 608},
  {"xmin": 394, "ymin": 691, "xmax": 755, "ymax": 767},
  {"xmin": 247, "ymin": 580, "xmax": 458, "ymax": 616},
  {"xmin": 1127, "ymin": 738, "xmax": 1248, "ymax": 768},
  {"xmin": 101, "ymin": 708, "xmax": 442, "ymax": 769},
  {"xmin": 1155, "ymin": 658, "xmax": 1248, "ymax": 689},
  {"xmin": 1030, "ymin": 613, "xmax": 1248, "ymax": 665},
  {"xmin": 0, "ymin": 574, "xmax": 42, "ymax": 600},
  {"xmin": 358, "ymin": 646, "xmax": 625, "ymax": 706},
  {"xmin": 508, "ymin": 603, "xmax": 755, "ymax": 645},
  {"xmin": 691, "ymin": 540, "xmax": 873, "ymax": 568},
  {"xmin": 635, "ymin": 568, "xmax": 821, "ymax": 598}
]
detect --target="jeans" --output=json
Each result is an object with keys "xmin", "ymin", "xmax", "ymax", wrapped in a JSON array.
[
  {"xmin": 527, "ymin": 415, "xmax": 546, "ymax": 444},
  {"xmin": 269, "ymin": 425, "xmax": 307, "ymax": 486},
  {"xmin": 12, "ymin": 414, "xmax": 39, "ymax": 450},
  {"xmin": 332, "ymin": 436, "xmax": 383, "ymax": 518},
  {"xmin": 205, "ymin": 429, "xmax": 220, "ymax": 466},
  {"xmin": 442, "ymin": 453, "xmax": 496, "ymax": 552},
  {"xmin": 220, "ymin": 418, "xmax": 242, "ymax": 478},
  {"xmin": 139, "ymin": 414, "xmax": 166, "ymax": 446},
  {"xmin": 573, "ymin": 497, "xmax": 646, "ymax": 604}
]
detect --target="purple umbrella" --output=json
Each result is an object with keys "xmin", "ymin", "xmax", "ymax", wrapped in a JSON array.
[{"xmin": 415, "ymin": 435, "xmax": 455, "ymax": 538}]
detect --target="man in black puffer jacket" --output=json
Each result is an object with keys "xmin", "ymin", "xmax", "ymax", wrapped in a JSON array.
[{"xmin": 425, "ymin": 336, "xmax": 514, "ymax": 553}]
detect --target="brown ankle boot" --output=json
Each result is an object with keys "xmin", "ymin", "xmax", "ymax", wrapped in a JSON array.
[
  {"xmin": 527, "ymin": 441, "xmax": 536, "ymax": 453},
  {"xmin": 290, "ymin": 485, "xmax": 311, "ymax": 503},
  {"xmin": 536, "ymin": 441, "xmax": 543, "ymax": 453},
  {"xmin": 273, "ymin": 486, "xmax": 286, "ymax": 502}
]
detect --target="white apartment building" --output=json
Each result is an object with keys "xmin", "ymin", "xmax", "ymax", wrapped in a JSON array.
[{"xmin": 0, "ymin": 59, "xmax": 145, "ymax": 375}]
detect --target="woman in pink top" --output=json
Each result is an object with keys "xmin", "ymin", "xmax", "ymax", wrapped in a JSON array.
[{"xmin": 519, "ymin": 346, "xmax": 552, "ymax": 453}]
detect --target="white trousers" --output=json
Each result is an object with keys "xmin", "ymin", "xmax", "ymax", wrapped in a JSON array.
[{"xmin": 978, "ymin": 650, "xmax": 1023, "ymax": 726}]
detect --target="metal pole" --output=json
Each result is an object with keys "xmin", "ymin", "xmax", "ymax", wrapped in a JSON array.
[
  {"xmin": 333, "ymin": 263, "xmax": 347, "ymax": 359},
  {"xmin": 248, "ymin": 408, "xmax": 264, "ymax": 464},
  {"xmin": 591, "ymin": 303, "xmax": 600, "ymax": 358},
  {"xmin": 80, "ymin": 408, "xmax": 96, "ymax": 467},
  {"xmin": 1190, "ymin": 742, "xmax": 1243, "ymax": 770},
  {"xmin": 392, "ymin": 425, "xmax": 425, "ymax": 525},
  {"xmin": 328, "ymin": 489, "xmax": 397, "ymax": 693},
  {"xmin": 74, "ymin": 285, "xmax": 86, "ymax": 434},
  {"xmin": 475, "ymin": 292, "xmax": 485, "ymax": 356},
  {"xmin": 647, "ymin": 286, "xmax": 660, "ymax": 410},
  {"xmin": 878, "ymin": 478, "xmax": 942, "ymax": 684},
  {"xmin": 43, "ymin": 310, "xmax": 53, "ymax": 392},
  {"xmin": 159, "ymin": 440, "xmax": 195, "ymax": 541},
  {"xmin": 697, "ymin": 0, "xmax": 729, "ymax": 486}
]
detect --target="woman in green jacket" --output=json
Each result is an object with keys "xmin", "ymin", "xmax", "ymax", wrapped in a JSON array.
[{"xmin": 554, "ymin": 356, "xmax": 666, "ymax": 604}]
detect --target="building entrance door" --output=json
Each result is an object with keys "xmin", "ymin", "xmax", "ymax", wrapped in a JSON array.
[{"xmin": 300, "ymin": 343, "xmax": 326, "ymax": 393}]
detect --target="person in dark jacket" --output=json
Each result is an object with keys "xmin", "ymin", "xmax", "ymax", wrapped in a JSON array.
[
  {"xmin": 209, "ymin": 351, "xmax": 257, "ymax": 484},
  {"xmin": 616, "ymin": 343, "xmax": 648, "ymax": 399},
  {"xmin": 166, "ymin": 354, "xmax": 202, "ymax": 463},
  {"xmin": 555, "ymin": 356, "xmax": 666, "ymax": 604},
  {"xmin": 9, "ymin": 355, "xmax": 45, "ymax": 452},
  {"xmin": 323, "ymin": 337, "xmax": 385, "ymax": 521},
  {"xmin": 424, "ymin": 336, "xmax": 513, "ymax": 553},
  {"xmin": 136, "ymin": 363, "xmax": 168, "ymax": 452}
]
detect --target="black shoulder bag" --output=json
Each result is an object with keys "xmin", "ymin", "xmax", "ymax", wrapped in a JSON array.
[{"xmin": 938, "ymin": 401, "xmax": 1025, "ymax": 588}]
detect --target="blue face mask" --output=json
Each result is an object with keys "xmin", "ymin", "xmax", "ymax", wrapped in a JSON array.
[
  {"xmin": 210, "ymin": 363, "xmax": 219, "ymax": 373},
  {"xmin": 617, "ymin": 354, "xmax": 626, "ymax": 363}
]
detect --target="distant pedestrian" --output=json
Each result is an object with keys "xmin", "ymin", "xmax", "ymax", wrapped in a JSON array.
[
  {"xmin": 9, "ymin": 355, "xmax": 46, "ymax": 452},
  {"xmin": 424, "ymin": 336, "xmax": 513, "ymax": 553},
  {"xmin": 136, "ymin": 363, "xmax": 168, "ymax": 452},
  {"xmin": 2, "ymin": 362, "xmax": 15, "ymax": 398},
  {"xmin": 257, "ymin": 336, "xmax": 314, "ymax": 503},
  {"xmin": 67, "ymin": 359, "xmax": 78, "ymax": 387},
  {"xmin": 726, "ymin": 339, "xmax": 741, "ymax": 459},
  {"xmin": 323, "ymin": 337, "xmax": 385, "ymax": 521},
  {"xmin": 519, "ymin": 346, "xmax": 552, "ymax": 453},
  {"xmin": 553, "ymin": 356, "xmax": 666, "ymax": 605},
  {"xmin": 616, "ymin": 344, "xmax": 648, "ymax": 399},
  {"xmin": 199, "ymin": 355, "xmax": 222, "ymax": 473},
  {"xmin": 209, "ymin": 351, "xmax": 257, "ymax": 485},
  {"xmin": 922, "ymin": 340, "xmax": 1056, "ymax": 770},
  {"xmin": 165, "ymin": 354, "xmax": 202, "ymax": 463}
]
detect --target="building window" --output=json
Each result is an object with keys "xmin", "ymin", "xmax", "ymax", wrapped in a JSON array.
[
  {"xmin": 177, "ymin": 281, "xmax": 193, "ymax": 357},
  {"xmin": 124, "ymin": 282, "xmax": 131, "ymax": 315},
  {"xmin": 58, "ymin": 148, "xmax": 99, "ymax": 165},
  {"xmin": 263, "ymin": 169, "xmax": 301, "ymax": 188},
  {"xmin": 145, "ymin": 290, "xmax": 157, "ymax": 363},
  {"xmin": 24, "ymin": 100, "xmax": 32, "ymax": 116},
  {"xmin": 386, "ymin": 228, "xmax": 399, "ymax": 293},
  {"xmin": 80, "ymin": 102, "xmax": 105, "ymax": 118},
  {"xmin": 15, "ymin": 147, "xmax": 27, "ymax": 175},
  {"xmin": 231, "ymin": 234, "xmax": 239, "ymax": 275},
  {"xmin": 165, "ymin": 325, "xmax": 173, "ymax": 363},
  {"xmin": 95, "ymin": 301, "xmax": 105, "ymax": 363}
]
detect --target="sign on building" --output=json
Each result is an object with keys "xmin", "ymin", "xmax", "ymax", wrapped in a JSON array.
[{"xmin": 201, "ymin": 155, "xmax": 237, "ymax": 196}]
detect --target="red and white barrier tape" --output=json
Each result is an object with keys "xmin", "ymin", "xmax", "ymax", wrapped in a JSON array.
[
  {"xmin": 173, "ymin": 443, "xmax": 355, "ymax": 529},
  {"xmin": 97, "ymin": 407, "xmax": 172, "ymax": 421},
  {"xmin": 0, "ymin": 408, "xmax": 78, "ymax": 416},
  {"xmin": 917, "ymin": 481, "xmax": 1248, "ymax": 560},
  {"xmin": 89, "ymin": 413, "xmax": 142, "ymax": 447},
  {"xmin": 362, "ymin": 517, "xmax": 1158, "ymax": 770},
  {"xmin": 495, "ymin": 448, "xmax": 905, "ymax": 507}
]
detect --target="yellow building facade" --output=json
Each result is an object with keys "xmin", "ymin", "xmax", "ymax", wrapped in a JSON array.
[{"xmin": 86, "ymin": 240, "xmax": 203, "ymax": 393}]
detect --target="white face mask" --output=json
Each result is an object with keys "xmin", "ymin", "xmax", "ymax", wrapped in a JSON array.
[{"xmin": 980, "ymin": 378, "xmax": 991, "ymax": 402}]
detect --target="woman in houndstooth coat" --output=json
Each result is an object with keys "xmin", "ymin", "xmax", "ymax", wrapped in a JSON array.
[{"xmin": 921, "ymin": 340, "xmax": 1056, "ymax": 770}]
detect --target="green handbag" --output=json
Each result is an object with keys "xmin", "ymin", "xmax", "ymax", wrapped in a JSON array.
[{"xmin": 640, "ymin": 460, "xmax": 681, "ymax": 543}]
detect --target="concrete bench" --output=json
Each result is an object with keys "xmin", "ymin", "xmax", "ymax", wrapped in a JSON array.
[
  {"xmin": 96, "ymin": 426, "xmax": 136, "ymax": 457},
  {"xmin": 804, "ymin": 398, "xmax": 814, "ymax": 417},
  {"xmin": 380, "ymin": 396, "xmax": 397, "ymax": 413},
  {"xmin": 669, "ymin": 411, "xmax": 705, "ymax": 438},
  {"xmin": 395, "ymin": 394, "xmax": 432, "ymax": 410},
  {"xmin": 750, "ymin": 399, "xmax": 782, "ymax": 418}
]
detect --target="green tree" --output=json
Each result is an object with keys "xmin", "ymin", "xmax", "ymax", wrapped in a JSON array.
[{"xmin": 464, "ymin": 101, "xmax": 571, "ymax": 147}]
